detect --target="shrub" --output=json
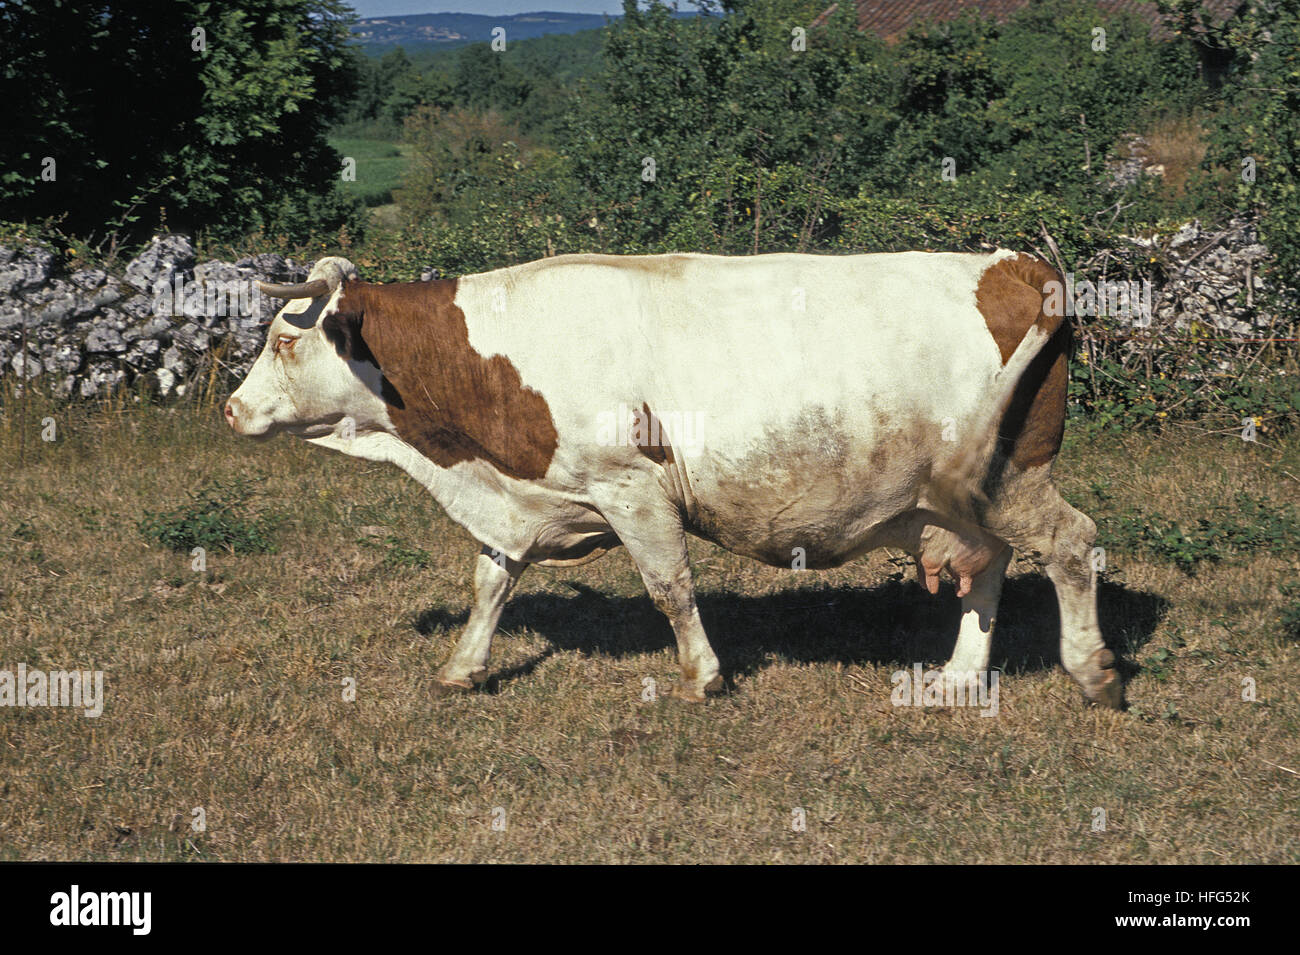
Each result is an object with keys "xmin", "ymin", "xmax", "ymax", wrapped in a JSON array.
[{"xmin": 138, "ymin": 478, "xmax": 280, "ymax": 555}]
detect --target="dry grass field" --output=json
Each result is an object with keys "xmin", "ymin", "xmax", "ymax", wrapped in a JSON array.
[{"xmin": 1, "ymin": 389, "xmax": 1297, "ymax": 863}]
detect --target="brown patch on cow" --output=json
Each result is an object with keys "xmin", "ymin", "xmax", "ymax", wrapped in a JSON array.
[
  {"xmin": 634, "ymin": 402, "xmax": 675, "ymax": 466},
  {"xmin": 975, "ymin": 254, "xmax": 1070, "ymax": 470},
  {"xmin": 323, "ymin": 279, "xmax": 558, "ymax": 480}
]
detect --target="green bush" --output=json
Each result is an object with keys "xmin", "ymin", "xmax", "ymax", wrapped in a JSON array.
[
  {"xmin": 0, "ymin": 0, "xmax": 359, "ymax": 244},
  {"xmin": 1098, "ymin": 492, "xmax": 1300, "ymax": 573},
  {"xmin": 1281, "ymin": 583, "xmax": 1300, "ymax": 641},
  {"xmin": 138, "ymin": 478, "xmax": 280, "ymax": 555},
  {"xmin": 1179, "ymin": 0, "xmax": 1300, "ymax": 319}
]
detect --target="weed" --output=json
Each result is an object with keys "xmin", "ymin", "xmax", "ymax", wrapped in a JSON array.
[{"xmin": 138, "ymin": 477, "xmax": 280, "ymax": 554}]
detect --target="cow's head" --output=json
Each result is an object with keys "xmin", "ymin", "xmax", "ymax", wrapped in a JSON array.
[{"xmin": 225, "ymin": 256, "xmax": 388, "ymax": 440}]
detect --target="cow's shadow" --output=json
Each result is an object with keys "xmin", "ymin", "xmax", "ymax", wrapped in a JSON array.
[{"xmin": 414, "ymin": 574, "xmax": 1167, "ymax": 691}]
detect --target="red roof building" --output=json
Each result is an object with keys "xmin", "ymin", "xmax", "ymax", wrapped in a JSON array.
[{"xmin": 812, "ymin": 0, "xmax": 1245, "ymax": 42}]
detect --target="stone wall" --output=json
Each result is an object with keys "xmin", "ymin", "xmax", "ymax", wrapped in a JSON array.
[
  {"xmin": 1096, "ymin": 216, "xmax": 1277, "ymax": 336},
  {"xmin": 0, "ymin": 224, "xmax": 1287, "ymax": 400},
  {"xmin": 0, "ymin": 235, "xmax": 309, "ymax": 398}
]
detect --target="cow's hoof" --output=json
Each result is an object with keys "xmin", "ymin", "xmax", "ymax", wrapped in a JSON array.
[
  {"xmin": 1083, "ymin": 676, "xmax": 1125, "ymax": 710},
  {"xmin": 670, "ymin": 674, "xmax": 724, "ymax": 703},
  {"xmin": 1079, "ymin": 649, "xmax": 1125, "ymax": 710},
  {"xmin": 433, "ymin": 668, "xmax": 489, "ymax": 696}
]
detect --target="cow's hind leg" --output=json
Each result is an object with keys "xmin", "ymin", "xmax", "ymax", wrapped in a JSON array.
[
  {"xmin": 986, "ymin": 465, "xmax": 1123, "ymax": 709},
  {"xmin": 435, "ymin": 544, "xmax": 527, "ymax": 692},
  {"xmin": 1043, "ymin": 505, "xmax": 1122, "ymax": 709}
]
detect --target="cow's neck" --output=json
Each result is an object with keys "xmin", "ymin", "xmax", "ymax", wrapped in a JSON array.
[{"xmin": 305, "ymin": 430, "xmax": 528, "ymax": 560}]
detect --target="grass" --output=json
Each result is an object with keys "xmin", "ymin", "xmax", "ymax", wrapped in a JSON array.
[
  {"xmin": 328, "ymin": 135, "xmax": 412, "ymax": 208},
  {"xmin": 1, "ymin": 389, "xmax": 1298, "ymax": 862},
  {"xmin": 1138, "ymin": 112, "xmax": 1209, "ymax": 199}
]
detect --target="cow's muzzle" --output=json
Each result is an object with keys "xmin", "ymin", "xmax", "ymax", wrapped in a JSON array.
[
  {"xmin": 223, "ymin": 397, "xmax": 240, "ymax": 431},
  {"xmin": 224, "ymin": 395, "xmax": 272, "ymax": 438}
]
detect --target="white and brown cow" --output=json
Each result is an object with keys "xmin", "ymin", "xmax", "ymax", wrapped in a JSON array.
[{"xmin": 225, "ymin": 251, "xmax": 1122, "ymax": 708}]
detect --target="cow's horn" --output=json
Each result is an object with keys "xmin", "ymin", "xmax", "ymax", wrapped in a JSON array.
[{"xmin": 255, "ymin": 278, "xmax": 331, "ymax": 299}]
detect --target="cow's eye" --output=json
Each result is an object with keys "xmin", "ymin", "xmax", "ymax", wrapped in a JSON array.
[{"xmin": 274, "ymin": 335, "xmax": 299, "ymax": 354}]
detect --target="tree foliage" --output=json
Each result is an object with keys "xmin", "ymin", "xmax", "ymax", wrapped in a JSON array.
[
  {"xmin": 1179, "ymin": 0, "xmax": 1300, "ymax": 294},
  {"xmin": 0, "ymin": 0, "xmax": 363, "ymax": 243}
]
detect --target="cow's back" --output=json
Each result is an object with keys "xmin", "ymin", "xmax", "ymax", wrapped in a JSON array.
[{"xmin": 456, "ymin": 251, "xmax": 1010, "ymax": 431}]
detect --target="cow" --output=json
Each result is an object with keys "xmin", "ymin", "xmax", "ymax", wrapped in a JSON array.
[{"xmin": 225, "ymin": 250, "xmax": 1122, "ymax": 709}]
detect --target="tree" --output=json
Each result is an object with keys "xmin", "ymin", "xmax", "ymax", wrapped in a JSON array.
[
  {"xmin": 564, "ymin": 0, "xmax": 891, "ymax": 250},
  {"xmin": 0, "ymin": 0, "xmax": 362, "ymax": 242},
  {"xmin": 884, "ymin": 0, "xmax": 1202, "ymax": 203},
  {"xmin": 395, "ymin": 105, "xmax": 529, "ymax": 222},
  {"xmin": 1183, "ymin": 0, "xmax": 1300, "ymax": 304}
]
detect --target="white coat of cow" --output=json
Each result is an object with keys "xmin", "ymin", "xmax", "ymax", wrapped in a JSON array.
[{"xmin": 225, "ymin": 251, "xmax": 1122, "ymax": 708}]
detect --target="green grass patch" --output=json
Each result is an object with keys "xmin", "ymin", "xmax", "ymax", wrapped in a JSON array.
[
  {"xmin": 1096, "ymin": 492, "xmax": 1300, "ymax": 574},
  {"xmin": 138, "ymin": 476, "xmax": 281, "ymax": 555},
  {"xmin": 360, "ymin": 533, "xmax": 434, "ymax": 571},
  {"xmin": 328, "ymin": 135, "xmax": 411, "ymax": 208}
]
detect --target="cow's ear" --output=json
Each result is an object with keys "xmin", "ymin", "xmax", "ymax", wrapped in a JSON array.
[{"xmin": 321, "ymin": 308, "xmax": 377, "ymax": 366}]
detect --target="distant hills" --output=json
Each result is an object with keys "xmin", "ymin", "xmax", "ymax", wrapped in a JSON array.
[
  {"xmin": 350, "ymin": 10, "xmax": 694, "ymax": 53},
  {"xmin": 352, "ymin": 12, "xmax": 611, "ymax": 52}
]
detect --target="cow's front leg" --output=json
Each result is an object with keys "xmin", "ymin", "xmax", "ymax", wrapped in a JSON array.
[{"xmin": 436, "ymin": 544, "xmax": 527, "ymax": 691}]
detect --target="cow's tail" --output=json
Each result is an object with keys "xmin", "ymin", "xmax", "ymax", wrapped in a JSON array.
[{"xmin": 928, "ymin": 261, "xmax": 1065, "ymax": 515}]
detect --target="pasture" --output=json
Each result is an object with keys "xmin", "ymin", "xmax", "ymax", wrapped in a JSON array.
[
  {"xmin": 327, "ymin": 134, "xmax": 412, "ymax": 212},
  {"xmin": 1, "ymin": 392, "xmax": 1297, "ymax": 863}
]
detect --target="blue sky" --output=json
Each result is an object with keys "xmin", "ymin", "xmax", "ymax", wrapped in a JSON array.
[{"xmin": 348, "ymin": 1, "xmax": 701, "ymax": 16}]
